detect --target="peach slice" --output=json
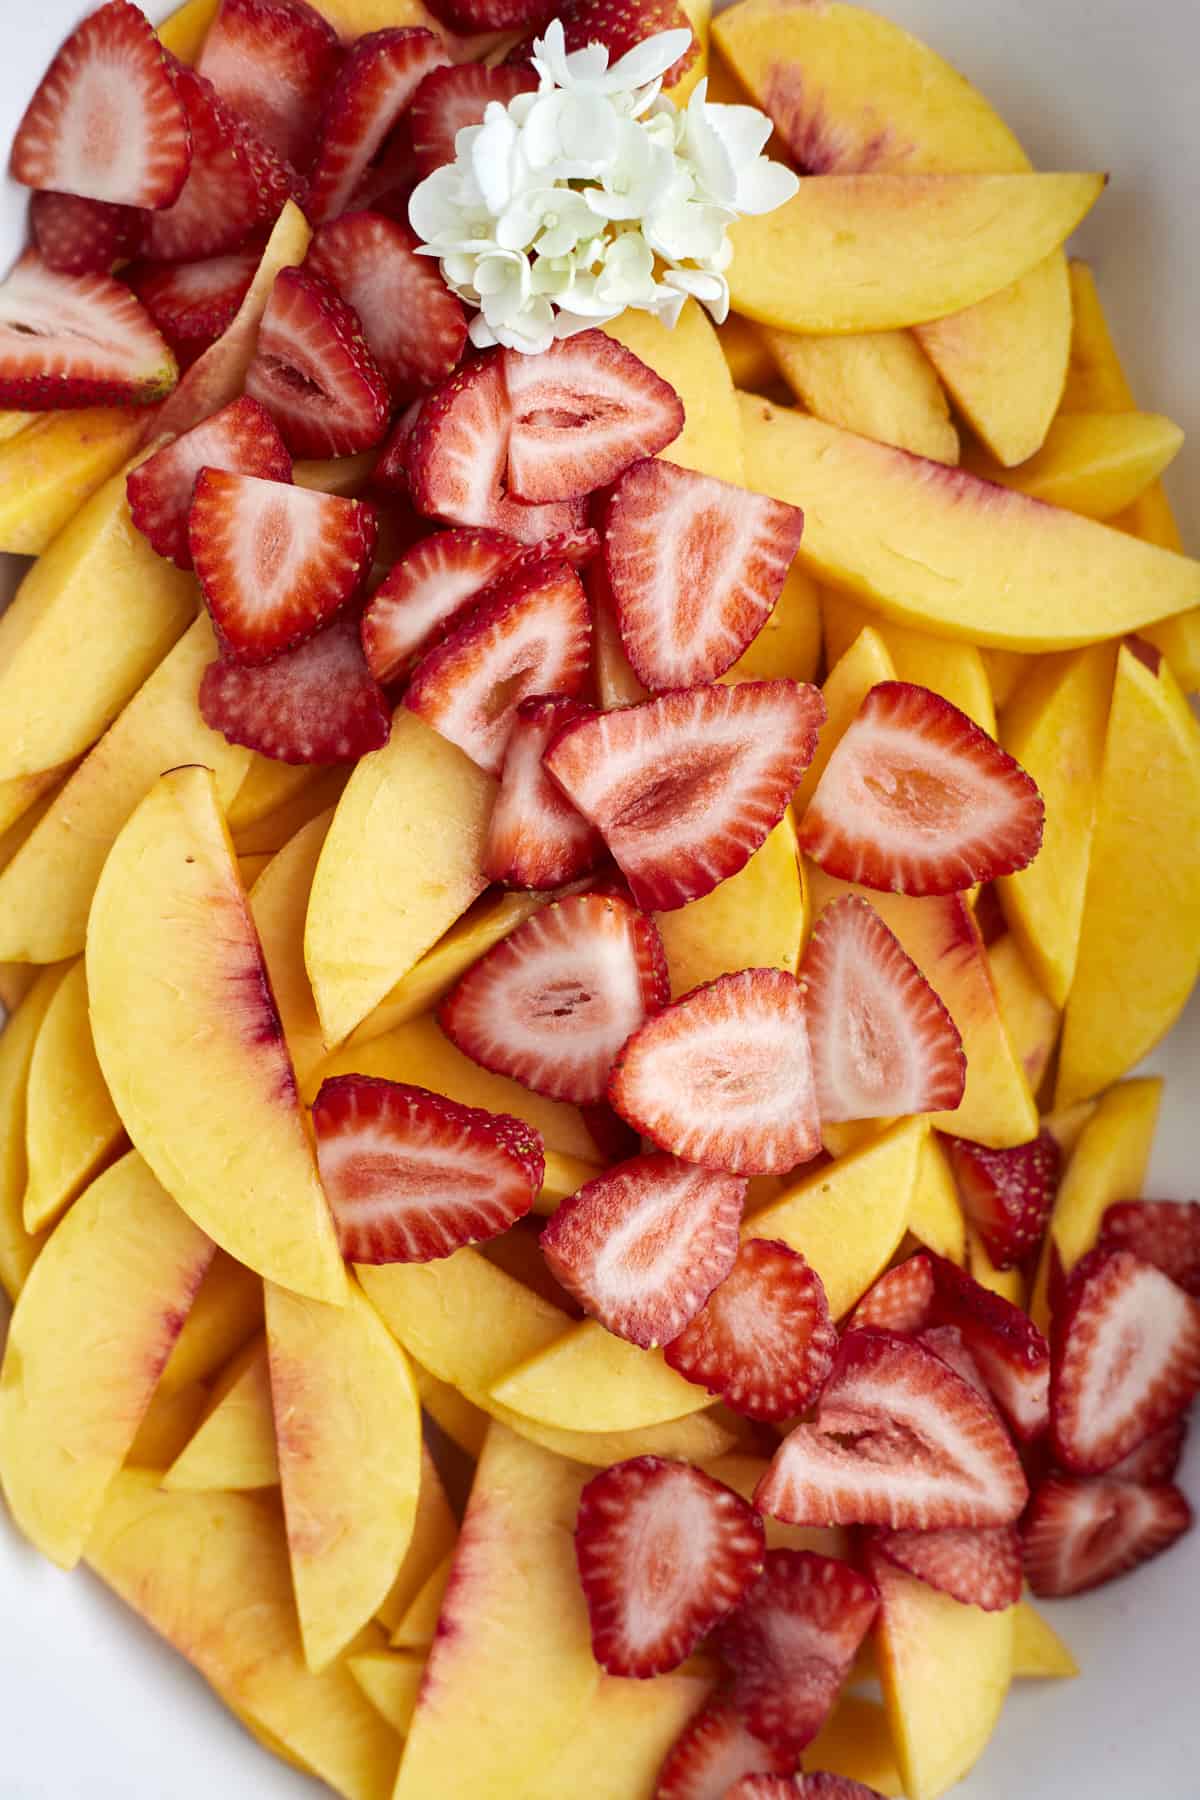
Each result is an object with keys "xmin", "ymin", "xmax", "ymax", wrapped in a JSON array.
[
  {"xmin": 226, "ymin": 758, "xmax": 319, "ymax": 835},
  {"xmin": 704, "ymin": 1451, "xmax": 848, "ymax": 1560},
  {"xmin": 820, "ymin": 590, "xmax": 996, "ymax": 734},
  {"xmin": 0, "ymin": 764, "xmax": 69, "ymax": 844},
  {"xmin": 157, "ymin": 1251, "xmax": 262, "ymax": 1395},
  {"xmin": 163, "ymin": 1335, "xmax": 277, "ymax": 1492},
  {"xmin": 908, "ymin": 1132, "xmax": 967, "ymax": 1265},
  {"xmin": 761, "ymin": 326, "xmax": 958, "ymax": 462},
  {"xmin": 411, "ymin": 1362, "xmax": 490, "ymax": 1458},
  {"xmin": 604, "ymin": 298, "xmax": 744, "ymax": 485},
  {"xmin": 247, "ymin": 810, "xmax": 334, "ymax": 1091},
  {"xmin": 348, "ymin": 1652, "xmax": 425, "ymax": 1738},
  {"xmin": 126, "ymin": 1379, "xmax": 209, "ymax": 1471},
  {"xmin": 527, "ymin": 1671, "xmax": 717, "ymax": 1800},
  {"xmin": 796, "ymin": 624, "xmax": 896, "ymax": 816},
  {"xmin": 375, "ymin": 1443, "xmax": 458, "ymax": 1634},
  {"xmin": 656, "ymin": 813, "xmax": 807, "ymax": 998},
  {"xmin": 966, "ymin": 1224, "xmax": 1025, "ymax": 1309},
  {"xmin": 723, "ymin": 556, "xmax": 822, "ymax": 687},
  {"xmin": 390, "ymin": 1554, "xmax": 453, "ymax": 1652},
  {"xmin": 1012, "ymin": 1599, "xmax": 1079, "ymax": 1680},
  {"xmin": 964, "ymin": 411, "xmax": 1184, "ymax": 519},
  {"xmin": 156, "ymin": 0, "xmax": 218, "ymax": 60},
  {"xmin": 23, "ymin": 959, "xmax": 124, "ymax": 1234},
  {"xmin": 718, "ymin": 314, "xmax": 777, "ymax": 394},
  {"xmin": 0, "ymin": 1151, "xmax": 213, "ymax": 1568},
  {"xmin": 988, "ymin": 936, "xmax": 1059, "ymax": 1095},
  {"xmin": 86, "ymin": 765, "xmax": 344, "ymax": 1302},
  {"xmin": 0, "ymin": 410, "xmax": 145, "ymax": 555},
  {"xmin": 983, "ymin": 650, "xmax": 1030, "ymax": 711},
  {"xmin": 489, "ymin": 1320, "xmax": 711, "ymax": 1435},
  {"xmin": 801, "ymin": 1696, "xmax": 903, "ymax": 1796},
  {"xmin": 231, "ymin": 766, "xmax": 349, "ymax": 857},
  {"xmin": 0, "ymin": 966, "xmax": 72, "ymax": 1301}
]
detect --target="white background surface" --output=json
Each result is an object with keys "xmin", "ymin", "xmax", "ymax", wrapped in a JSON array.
[{"xmin": 1, "ymin": 1, "xmax": 1198, "ymax": 1794}]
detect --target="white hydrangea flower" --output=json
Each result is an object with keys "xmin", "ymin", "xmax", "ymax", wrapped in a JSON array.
[{"xmin": 408, "ymin": 18, "xmax": 799, "ymax": 353}]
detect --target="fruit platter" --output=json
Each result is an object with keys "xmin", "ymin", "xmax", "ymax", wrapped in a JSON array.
[{"xmin": 0, "ymin": 0, "xmax": 1197, "ymax": 1796}]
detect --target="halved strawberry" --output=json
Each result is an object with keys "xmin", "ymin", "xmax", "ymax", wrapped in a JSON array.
[
  {"xmin": 439, "ymin": 891, "xmax": 668, "ymax": 1104},
  {"xmin": 872, "ymin": 1525, "xmax": 1022, "ymax": 1612},
  {"xmin": 943, "ymin": 1130, "xmax": 1061, "ymax": 1272},
  {"xmin": 605, "ymin": 459, "xmax": 803, "ymax": 689},
  {"xmin": 544, "ymin": 681, "xmax": 826, "ymax": 913},
  {"xmin": 849, "ymin": 1253, "xmax": 935, "ymax": 1334},
  {"xmin": 347, "ymin": 119, "xmax": 419, "ymax": 221},
  {"xmin": 928, "ymin": 1254, "xmax": 1050, "ymax": 1442},
  {"xmin": 575, "ymin": 1457, "xmax": 765, "ymax": 1677},
  {"xmin": 608, "ymin": 968, "xmax": 821, "ymax": 1176},
  {"xmin": 484, "ymin": 695, "xmax": 607, "ymax": 889},
  {"xmin": 541, "ymin": 1153, "xmax": 745, "ymax": 1349},
  {"xmin": 1098, "ymin": 1200, "xmax": 1200, "ymax": 1297},
  {"xmin": 128, "ymin": 396, "xmax": 291, "ymax": 570},
  {"xmin": 756, "ymin": 1329, "xmax": 1029, "ymax": 1530},
  {"xmin": 124, "ymin": 248, "xmax": 260, "ymax": 362},
  {"xmin": 11, "ymin": 0, "xmax": 191, "ymax": 209},
  {"xmin": 311, "ymin": 1073, "xmax": 542, "ymax": 1262},
  {"xmin": 246, "ymin": 267, "xmax": 392, "ymax": 458},
  {"xmin": 306, "ymin": 28, "xmax": 451, "ymax": 226},
  {"xmin": 200, "ymin": 618, "xmax": 390, "ymax": 763},
  {"xmin": 30, "ymin": 192, "xmax": 137, "ymax": 275},
  {"xmin": 1023, "ymin": 1474, "xmax": 1192, "ymax": 1598},
  {"xmin": 1108, "ymin": 1415, "xmax": 1188, "ymax": 1485},
  {"xmin": 196, "ymin": 0, "xmax": 341, "ymax": 172},
  {"xmin": 1050, "ymin": 1248, "xmax": 1200, "ymax": 1474},
  {"xmin": 915, "ymin": 1324, "xmax": 991, "ymax": 1403},
  {"xmin": 799, "ymin": 1782, "xmax": 887, "ymax": 1800},
  {"xmin": 360, "ymin": 526, "xmax": 520, "ymax": 686},
  {"xmin": 799, "ymin": 897, "xmax": 965, "ymax": 1123},
  {"xmin": 306, "ymin": 213, "xmax": 468, "ymax": 402},
  {"xmin": 408, "ymin": 62, "xmax": 538, "ymax": 177},
  {"xmin": 582, "ymin": 1101, "xmax": 641, "ymax": 1166},
  {"xmin": 797, "ymin": 682, "xmax": 1045, "ymax": 896},
  {"xmin": 720, "ymin": 1777, "xmax": 798, "ymax": 1800},
  {"xmin": 425, "ymin": 0, "xmax": 553, "ymax": 31},
  {"xmin": 716, "ymin": 1550, "xmax": 879, "ymax": 1758},
  {"xmin": 507, "ymin": 0, "xmax": 698, "ymax": 86},
  {"xmin": 140, "ymin": 63, "xmax": 294, "ymax": 263},
  {"xmin": 405, "ymin": 555, "xmax": 591, "ymax": 773},
  {"xmin": 655, "ymin": 1697, "xmax": 795, "ymax": 1800},
  {"xmin": 0, "ymin": 252, "xmax": 175, "ymax": 408},
  {"xmin": 664, "ymin": 1238, "xmax": 836, "ymax": 1421}
]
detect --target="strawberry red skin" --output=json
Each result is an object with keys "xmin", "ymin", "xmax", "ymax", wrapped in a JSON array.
[
  {"xmin": 723, "ymin": 1782, "xmax": 798, "ymax": 1800},
  {"xmin": 730, "ymin": 1779, "xmax": 887, "ymax": 1800},
  {"xmin": 575, "ymin": 1456, "xmax": 765, "ymax": 1678},
  {"xmin": 1107, "ymin": 1414, "xmax": 1188, "ymax": 1485},
  {"xmin": 928, "ymin": 1252, "xmax": 1051, "ymax": 1442},
  {"xmin": 200, "ymin": 618, "xmax": 390, "ymax": 764},
  {"xmin": 484, "ymin": 694, "xmax": 607, "ymax": 890},
  {"xmin": 1023, "ymin": 1474, "xmax": 1193, "ymax": 1598},
  {"xmin": 943, "ymin": 1129, "xmax": 1061, "ymax": 1271},
  {"xmin": 871, "ymin": 1525, "xmax": 1023, "ymax": 1612},
  {"xmin": 196, "ymin": 0, "xmax": 342, "ymax": 173},
  {"xmin": 655, "ymin": 1697, "xmax": 795, "ymax": 1800},
  {"xmin": 916, "ymin": 1324, "xmax": 992, "ymax": 1402},
  {"xmin": 507, "ymin": 0, "xmax": 699, "ymax": 86},
  {"xmin": 0, "ymin": 252, "xmax": 177, "ymax": 410},
  {"xmin": 409, "ymin": 62, "xmax": 537, "ymax": 177},
  {"xmin": 124, "ymin": 248, "xmax": 261, "ymax": 362},
  {"xmin": 127, "ymin": 396, "xmax": 292, "ymax": 571},
  {"xmin": 246, "ymin": 266, "xmax": 393, "ymax": 459},
  {"xmin": 799, "ymin": 1777, "xmax": 888, "ymax": 1800},
  {"xmin": 1098, "ymin": 1199, "xmax": 1200, "ymax": 1297},
  {"xmin": 425, "ymin": 0, "xmax": 553, "ymax": 32},
  {"xmin": 850, "ymin": 1253, "xmax": 935, "ymax": 1334},
  {"xmin": 30, "ymin": 192, "xmax": 137, "ymax": 275},
  {"xmin": 361, "ymin": 526, "xmax": 520, "ymax": 687},
  {"xmin": 306, "ymin": 29, "xmax": 451, "ymax": 227}
]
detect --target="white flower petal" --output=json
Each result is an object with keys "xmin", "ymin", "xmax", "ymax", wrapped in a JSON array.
[
  {"xmin": 606, "ymin": 28, "xmax": 693, "ymax": 93},
  {"xmin": 735, "ymin": 158, "xmax": 801, "ymax": 214}
]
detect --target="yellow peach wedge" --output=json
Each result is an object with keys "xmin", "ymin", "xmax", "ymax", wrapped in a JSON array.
[
  {"xmin": 988, "ymin": 935, "xmax": 1060, "ymax": 1096},
  {"xmin": 722, "ymin": 555, "xmax": 822, "ymax": 686},
  {"xmin": 0, "ymin": 409, "xmax": 146, "ymax": 556},
  {"xmin": 225, "ymin": 756, "xmax": 320, "ymax": 835},
  {"xmin": 526, "ymin": 1670, "xmax": 716, "ymax": 1800},
  {"xmin": 157, "ymin": 1251, "xmax": 263, "ymax": 1396},
  {"xmin": 0, "ymin": 763, "xmax": 70, "ymax": 845},
  {"xmin": 983, "ymin": 649, "xmax": 1030, "ymax": 712},
  {"xmin": 163, "ymin": 1336, "xmax": 278, "ymax": 1492},
  {"xmin": 603, "ymin": 298, "xmax": 745, "ymax": 484},
  {"xmin": 656, "ymin": 813, "xmax": 808, "ymax": 998},
  {"xmin": 410, "ymin": 1362, "xmax": 490, "ymax": 1459},
  {"xmin": 1012, "ymin": 1599, "xmax": 1080, "ymax": 1680},
  {"xmin": 964, "ymin": 411, "xmax": 1184, "ymax": 520},
  {"xmin": 908, "ymin": 1132, "xmax": 968, "ymax": 1265},
  {"xmin": 966, "ymin": 1223, "xmax": 1025, "ymax": 1309},
  {"xmin": 0, "ymin": 965, "xmax": 72, "ymax": 1302},
  {"xmin": 704, "ymin": 1452, "xmax": 848, "ymax": 1560},
  {"xmin": 801, "ymin": 1696, "xmax": 904, "ymax": 1797},
  {"xmin": 761, "ymin": 326, "xmax": 958, "ymax": 463},
  {"xmin": 389, "ymin": 1554, "xmax": 454, "ymax": 1653},
  {"xmin": 231, "ymin": 765, "xmax": 349, "ymax": 856},
  {"xmin": 348, "ymin": 1653, "xmax": 426, "ymax": 1739},
  {"xmin": 717, "ymin": 313, "xmax": 777, "ymax": 394},
  {"xmin": 156, "ymin": 0, "xmax": 218, "ymax": 59},
  {"xmin": 795, "ymin": 624, "xmax": 897, "ymax": 817},
  {"xmin": 23, "ymin": 959, "xmax": 124, "ymax": 1234},
  {"xmin": 125, "ymin": 1380, "xmax": 210, "ymax": 1472},
  {"xmin": 489, "ymin": 1319, "xmax": 711, "ymax": 1434},
  {"xmin": 820, "ymin": 589, "xmax": 996, "ymax": 734},
  {"xmin": 248, "ymin": 810, "xmax": 334, "ymax": 1092},
  {"xmin": 375, "ymin": 1443, "xmax": 458, "ymax": 1634}
]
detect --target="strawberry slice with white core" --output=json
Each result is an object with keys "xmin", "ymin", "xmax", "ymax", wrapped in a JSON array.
[
  {"xmin": 723, "ymin": 1782, "xmax": 799, "ymax": 1800},
  {"xmin": 943, "ymin": 1129, "xmax": 1061, "ymax": 1272},
  {"xmin": 605, "ymin": 458, "xmax": 804, "ymax": 689},
  {"xmin": 608, "ymin": 968, "xmax": 821, "ymax": 1176},
  {"xmin": 125, "ymin": 248, "xmax": 260, "ymax": 362},
  {"xmin": 305, "ymin": 213, "xmax": 468, "ymax": 402},
  {"xmin": 872, "ymin": 1525, "xmax": 1022, "ymax": 1612},
  {"xmin": 756, "ymin": 1329, "xmax": 1029, "ymax": 1530},
  {"xmin": 404, "ymin": 555, "xmax": 591, "ymax": 774},
  {"xmin": 424, "ymin": 0, "xmax": 553, "ymax": 31},
  {"xmin": 544, "ymin": 681, "xmax": 826, "ymax": 913},
  {"xmin": 797, "ymin": 681, "xmax": 1044, "ymax": 896},
  {"xmin": 732, "ymin": 1782, "xmax": 885, "ymax": 1800},
  {"xmin": 306, "ymin": 28, "xmax": 451, "ymax": 226},
  {"xmin": 30, "ymin": 191, "xmax": 136, "ymax": 275},
  {"xmin": 507, "ymin": 0, "xmax": 698, "ymax": 86},
  {"xmin": 1098, "ymin": 1200, "xmax": 1200, "ymax": 1297},
  {"xmin": 128, "ymin": 396, "xmax": 292, "ymax": 570},
  {"xmin": 799, "ymin": 896, "xmax": 965, "ymax": 1123},
  {"xmin": 504, "ymin": 334, "xmax": 684, "ymax": 504},
  {"xmin": 190, "ymin": 468, "xmax": 376, "ymax": 662},
  {"xmin": 915, "ymin": 1324, "xmax": 992, "ymax": 1403},
  {"xmin": 200, "ymin": 618, "xmax": 389, "ymax": 763},
  {"xmin": 655, "ymin": 1698, "xmax": 795, "ymax": 1800},
  {"xmin": 245, "ymin": 267, "xmax": 392, "ymax": 459},
  {"xmin": 196, "ymin": 0, "xmax": 341, "ymax": 172},
  {"xmin": 11, "ymin": 0, "xmax": 191, "ymax": 209},
  {"xmin": 574, "ymin": 1457, "xmax": 765, "ymax": 1678},
  {"xmin": 311, "ymin": 1073, "xmax": 543, "ymax": 1263},
  {"xmin": 1108, "ymin": 1414, "xmax": 1188, "ymax": 1485},
  {"xmin": 484, "ymin": 694, "xmax": 607, "ymax": 889},
  {"xmin": 663, "ymin": 1237, "xmax": 836, "ymax": 1420},
  {"xmin": 540, "ymin": 1152, "xmax": 746, "ymax": 1349},
  {"xmin": 928, "ymin": 1254, "xmax": 1050, "ymax": 1442},
  {"xmin": 716, "ymin": 1550, "xmax": 879, "ymax": 1758},
  {"xmin": 439, "ymin": 892, "xmax": 668, "ymax": 1105},
  {"xmin": 361, "ymin": 526, "xmax": 520, "ymax": 686},
  {"xmin": 1050, "ymin": 1248, "xmax": 1200, "ymax": 1475},
  {"xmin": 408, "ymin": 62, "xmax": 537, "ymax": 177},
  {"xmin": 0, "ymin": 252, "xmax": 176, "ymax": 409},
  {"xmin": 849, "ymin": 1253, "xmax": 935, "ymax": 1334},
  {"xmin": 1023, "ymin": 1474, "xmax": 1193, "ymax": 1598}
]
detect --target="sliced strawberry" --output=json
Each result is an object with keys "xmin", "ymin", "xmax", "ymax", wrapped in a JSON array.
[
  {"xmin": 1107, "ymin": 1415, "xmax": 1188, "ymax": 1485},
  {"xmin": 425, "ymin": 0, "xmax": 552, "ymax": 31},
  {"xmin": 361, "ymin": 526, "xmax": 519, "ymax": 686},
  {"xmin": 1023, "ymin": 1474, "xmax": 1192, "ymax": 1598},
  {"xmin": 439, "ymin": 891, "xmax": 668, "ymax": 1104},
  {"xmin": 140, "ymin": 63, "xmax": 294, "ymax": 263},
  {"xmin": 404, "ymin": 554, "xmax": 591, "ymax": 773},
  {"xmin": 190, "ymin": 467, "xmax": 376, "ymax": 661},
  {"xmin": 799, "ymin": 1782, "xmax": 887, "ymax": 1800},
  {"xmin": 1050, "ymin": 1247, "xmax": 1200, "ymax": 1475},
  {"xmin": 943, "ymin": 1130, "xmax": 1061, "ymax": 1272},
  {"xmin": 196, "ymin": 0, "xmax": 341, "ymax": 172},
  {"xmin": 347, "ymin": 119, "xmax": 419, "ymax": 221},
  {"xmin": 655, "ymin": 1697, "xmax": 795, "ymax": 1800},
  {"xmin": 849, "ymin": 1253, "xmax": 935, "ymax": 1334},
  {"xmin": 200, "ymin": 618, "xmax": 389, "ymax": 763},
  {"xmin": 605, "ymin": 459, "xmax": 802, "ymax": 689},
  {"xmin": 664, "ymin": 1238, "xmax": 836, "ymax": 1420},
  {"xmin": 1098, "ymin": 1200, "xmax": 1200, "ymax": 1297},
  {"xmin": 872, "ymin": 1525, "xmax": 1022, "ymax": 1612},
  {"xmin": 608, "ymin": 968, "xmax": 821, "ymax": 1176},
  {"xmin": 800, "ymin": 897, "xmax": 965, "ymax": 1123},
  {"xmin": 124, "ymin": 248, "xmax": 260, "ymax": 362},
  {"xmin": 575, "ymin": 1457, "xmax": 765, "ymax": 1678},
  {"xmin": 30, "ymin": 192, "xmax": 136, "ymax": 275},
  {"xmin": 408, "ymin": 62, "xmax": 537, "ymax": 177},
  {"xmin": 797, "ymin": 682, "xmax": 1045, "ymax": 896},
  {"xmin": 544, "ymin": 681, "xmax": 826, "ymax": 913},
  {"xmin": 305, "ymin": 213, "xmax": 468, "ymax": 403},
  {"xmin": 716, "ymin": 1550, "xmax": 879, "ymax": 1758},
  {"xmin": 915, "ymin": 1324, "xmax": 992, "ymax": 1403},
  {"xmin": 928, "ymin": 1254, "xmax": 1050, "ymax": 1442},
  {"xmin": 11, "ymin": 0, "xmax": 190, "ymax": 209},
  {"xmin": 756, "ymin": 1329, "xmax": 1029, "ymax": 1530},
  {"xmin": 541, "ymin": 1153, "xmax": 745, "ymax": 1349},
  {"xmin": 507, "ymin": 0, "xmax": 698, "ymax": 87},
  {"xmin": 582, "ymin": 1100, "xmax": 641, "ymax": 1165},
  {"xmin": 306, "ymin": 28, "xmax": 451, "ymax": 227},
  {"xmin": 721, "ymin": 1777, "xmax": 798, "ymax": 1800},
  {"xmin": 0, "ymin": 252, "xmax": 175, "ymax": 409},
  {"xmin": 483, "ymin": 695, "xmax": 607, "ymax": 889},
  {"xmin": 128, "ymin": 396, "xmax": 291, "ymax": 570},
  {"xmin": 245, "ymin": 267, "xmax": 392, "ymax": 458},
  {"xmin": 311, "ymin": 1073, "xmax": 541, "ymax": 1262}
]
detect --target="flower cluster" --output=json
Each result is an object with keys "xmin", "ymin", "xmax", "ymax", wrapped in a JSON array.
[{"xmin": 408, "ymin": 21, "xmax": 799, "ymax": 354}]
